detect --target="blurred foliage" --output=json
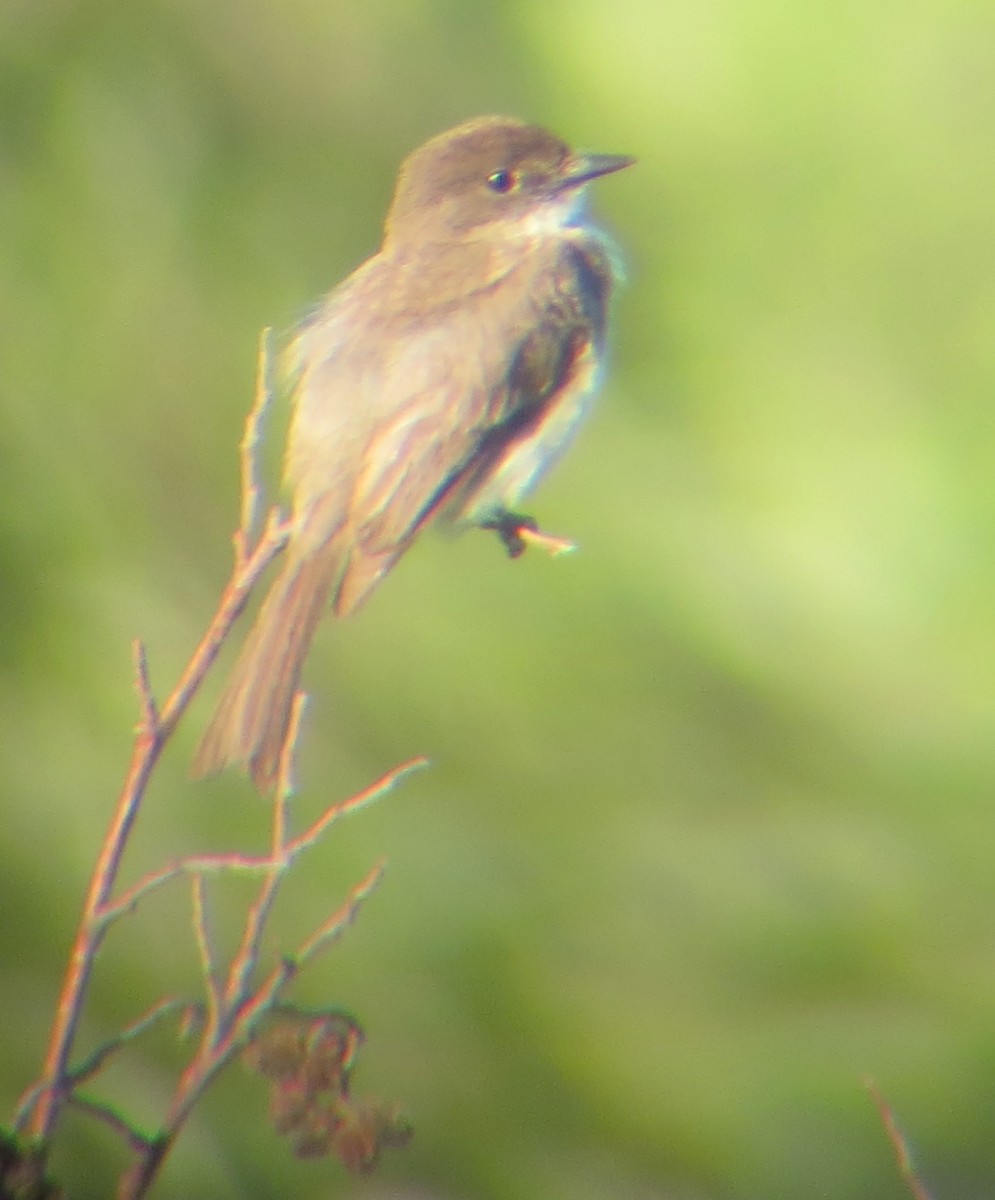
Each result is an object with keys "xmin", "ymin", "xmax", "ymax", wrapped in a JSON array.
[{"xmin": 2, "ymin": 0, "xmax": 995, "ymax": 1197}]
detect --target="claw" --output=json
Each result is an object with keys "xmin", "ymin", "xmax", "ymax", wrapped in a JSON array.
[{"xmin": 482, "ymin": 512, "xmax": 577, "ymax": 559}]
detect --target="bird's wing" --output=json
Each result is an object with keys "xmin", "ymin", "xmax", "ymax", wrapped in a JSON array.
[
  {"xmin": 292, "ymin": 236, "xmax": 616, "ymax": 617},
  {"xmin": 326, "ymin": 329, "xmax": 509, "ymax": 615}
]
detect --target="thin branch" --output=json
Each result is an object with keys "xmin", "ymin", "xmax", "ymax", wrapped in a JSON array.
[
  {"xmin": 191, "ymin": 876, "xmax": 222, "ymax": 1037},
  {"xmin": 288, "ymin": 756, "xmax": 429, "ymax": 859},
  {"xmin": 14, "ymin": 998, "xmax": 191, "ymax": 1131},
  {"xmin": 95, "ymin": 751, "xmax": 422, "ymax": 929},
  {"xmin": 106, "ymin": 749, "xmax": 413, "ymax": 1195},
  {"xmin": 25, "ymin": 331, "xmax": 420, "ymax": 1200},
  {"xmin": 221, "ymin": 695, "xmax": 304, "ymax": 1013},
  {"xmin": 96, "ymin": 753, "xmax": 419, "ymax": 931},
  {"xmin": 295, "ymin": 859, "xmax": 387, "ymax": 966},
  {"xmin": 69, "ymin": 1094, "xmax": 157, "ymax": 1155},
  {"xmin": 275, "ymin": 689, "xmax": 306, "ymax": 802},
  {"xmin": 74, "ymin": 998, "xmax": 195, "ymax": 1087},
  {"xmin": 864, "ymin": 1077, "xmax": 934, "ymax": 1200},
  {"xmin": 156, "ymin": 512, "xmax": 291, "ymax": 740},
  {"xmin": 115, "ymin": 845, "xmax": 388, "ymax": 1199},
  {"xmin": 30, "ymin": 740, "xmax": 159, "ymax": 1140},
  {"xmin": 100, "ymin": 754, "xmax": 427, "ymax": 931},
  {"xmin": 27, "ymin": 360, "xmax": 289, "ymax": 1144},
  {"xmin": 96, "ymin": 850, "xmax": 284, "ymax": 928},
  {"xmin": 237, "ymin": 327, "xmax": 275, "ymax": 562},
  {"xmin": 133, "ymin": 640, "xmax": 158, "ymax": 732}
]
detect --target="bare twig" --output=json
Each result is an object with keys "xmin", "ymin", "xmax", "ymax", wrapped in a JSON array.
[
  {"xmin": 274, "ymin": 688, "xmax": 305, "ymax": 803},
  {"xmin": 864, "ymin": 1077, "xmax": 934, "ymax": 1200},
  {"xmin": 26, "ymin": 350, "xmax": 289, "ymax": 1143},
  {"xmin": 116, "ymin": 857, "xmax": 389, "ymax": 1199},
  {"xmin": 95, "ymin": 754, "xmax": 425, "ymax": 930},
  {"xmin": 71, "ymin": 998, "xmax": 196, "ymax": 1088},
  {"xmin": 157, "ymin": 510, "xmax": 291, "ymax": 740},
  {"xmin": 223, "ymin": 694, "xmax": 306, "ymax": 1011},
  {"xmin": 190, "ymin": 876, "xmax": 222, "ymax": 1036},
  {"xmin": 289, "ymin": 756, "xmax": 429, "ymax": 858},
  {"xmin": 98, "ymin": 849, "xmax": 286, "ymax": 927},
  {"xmin": 133, "ymin": 640, "xmax": 158, "ymax": 731},
  {"xmin": 24, "ymin": 333, "xmax": 419, "ymax": 1200},
  {"xmin": 68, "ymin": 1094, "xmax": 156, "ymax": 1155},
  {"xmin": 295, "ymin": 859, "xmax": 387, "ymax": 965},
  {"xmin": 15, "ymin": 998, "xmax": 191, "ymax": 1130},
  {"xmin": 237, "ymin": 327, "xmax": 275, "ymax": 562},
  {"xmin": 120, "ymin": 739, "xmax": 409, "ymax": 1194}
]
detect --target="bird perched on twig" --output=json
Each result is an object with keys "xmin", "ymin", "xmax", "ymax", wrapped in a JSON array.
[{"xmin": 193, "ymin": 115, "xmax": 634, "ymax": 792}]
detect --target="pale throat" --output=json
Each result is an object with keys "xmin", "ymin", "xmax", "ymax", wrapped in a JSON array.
[{"xmin": 507, "ymin": 189, "xmax": 590, "ymax": 240}]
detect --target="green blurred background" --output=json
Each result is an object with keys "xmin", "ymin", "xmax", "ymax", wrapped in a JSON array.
[{"xmin": 3, "ymin": 1, "xmax": 995, "ymax": 1197}]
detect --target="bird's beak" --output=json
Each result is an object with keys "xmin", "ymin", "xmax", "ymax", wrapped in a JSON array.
[{"xmin": 561, "ymin": 151, "xmax": 636, "ymax": 189}]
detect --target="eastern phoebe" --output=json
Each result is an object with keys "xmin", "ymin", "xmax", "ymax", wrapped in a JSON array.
[{"xmin": 194, "ymin": 115, "xmax": 633, "ymax": 791}]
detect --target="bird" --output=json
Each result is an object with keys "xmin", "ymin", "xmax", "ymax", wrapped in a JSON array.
[{"xmin": 192, "ymin": 115, "xmax": 633, "ymax": 792}]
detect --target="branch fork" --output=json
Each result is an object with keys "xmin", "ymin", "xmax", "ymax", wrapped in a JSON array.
[{"xmin": 13, "ymin": 329, "xmax": 420, "ymax": 1199}]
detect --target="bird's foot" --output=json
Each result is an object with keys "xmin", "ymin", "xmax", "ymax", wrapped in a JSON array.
[{"xmin": 483, "ymin": 512, "xmax": 578, "ymax": 559}]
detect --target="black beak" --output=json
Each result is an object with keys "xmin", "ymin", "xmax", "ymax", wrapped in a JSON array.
[{"xmin": 561, "ymin": 151, "xmax": 636, "ymax": 189}]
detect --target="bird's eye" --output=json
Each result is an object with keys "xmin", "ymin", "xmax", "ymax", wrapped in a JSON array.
[{"xmin": 486, "ymin": 168, "xmax": 516, "ymax": 193}]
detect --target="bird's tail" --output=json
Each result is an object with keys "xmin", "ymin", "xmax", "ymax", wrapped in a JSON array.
[{"xmin": 192, "ymin": 550, "xmax": 340, "ymax": 793}]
